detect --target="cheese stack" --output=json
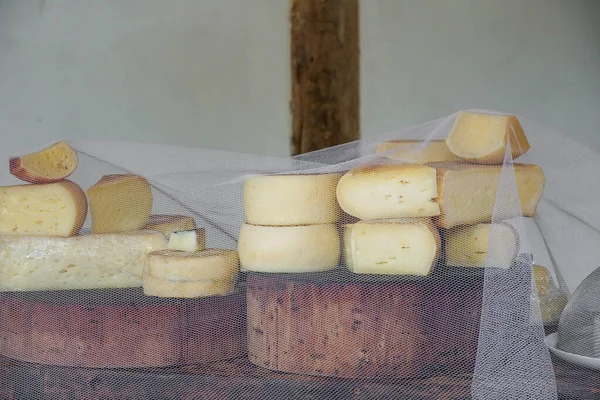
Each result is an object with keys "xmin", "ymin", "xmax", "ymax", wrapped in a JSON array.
[{"xmin": 238, "ymin": 173, "xmax": 342, "ymax": 273}]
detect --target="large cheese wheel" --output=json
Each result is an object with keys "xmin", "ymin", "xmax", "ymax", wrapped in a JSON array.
[
  {"xmin": 145, "ymin": 249, "xmax": 240, "ymax": 282},
  {"xmin": 243, "ymin": 173, "xmax": 341, "ymax": 226},
  {"xmin": 238, "ymin": 223, "xmax": 340, "ymax": 273}
]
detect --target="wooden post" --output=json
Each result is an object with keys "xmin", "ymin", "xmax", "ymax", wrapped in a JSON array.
[{"xmin": 290, "ymin": 0, "xmax": 360, "ymax": 156}]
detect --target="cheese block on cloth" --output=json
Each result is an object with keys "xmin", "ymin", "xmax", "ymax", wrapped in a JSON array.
[
  {"xmin": 167, "ymin": 229, "xmax": 206, "ymax": 252},
  {"xmin": 428, "ymin": 162, "xmax": 545, "ymax": 229},
  {"xmin": 243, "ymin": 173, "xmax": 341, "ymax": 225},
  {"xmin": 145, "ymin": 249, "xmax": 239, "ymax": 282},
  {"xmin": 343, "ymin": 219, "xmax": 440, "ymax": 275},
  {"xmin": 0, "ymin": 180, "xmax": 87, "ymax": 237},
  {"xmin": 87, "ymin": 174, "xmax": 153, "ymax": 234},
  {"xmin": 9, "ymin": 140, "xmax": 79, "ymax": 184},
  {"xmin": 142, "ymin": 273, "xmax": 236, "ymax": 298},
  {"xmin": 238, "ymin": 223, "xmax": 340, "ymax": 273},
  {"xmin": 144, "ymin": 214, "xmax": 196, "ymax": 235},
  {"xmin": 446, "ymin": 111, "xmax": 530, "ymax": 164},
  {"xmin": 376, "ymin": 140, "xmax": 462, "ymax": 163},
  {"xmin": 444, "ymin": 223, "xmax": 519, "ymax": 269},
  {"xmin": 0, "ymin": 231, "xmax": 168, "ymax": 291},
  {"xmin": 336, "ymin": 162, "xmax": 440, "ymax": 220}
]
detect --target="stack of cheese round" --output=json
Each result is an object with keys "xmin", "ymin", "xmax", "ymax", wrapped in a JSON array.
[{"xmin": 238, "ymin": 173, "xmax": 342, "ymax": 273}]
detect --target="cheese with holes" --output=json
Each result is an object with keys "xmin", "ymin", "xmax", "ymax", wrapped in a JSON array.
[
  {"xmin": 446, "ymin": 111, "xmax": 530, "ymax": 164},
  {"xmin": 87, "ymin": 174, "xmax": 153, "ymax": 234},
  {"xmin": 0, "ymin": 181, "xmax": 87, "ymax": 237},
  {"xmin": 428, "ymin": 162, "xmax": 545, "ymax": 229},
  {"xmin": 142, "ymin": 273, "xmax": 236, "ymax": 298},
  {"xmin": 243, "ymin": 173, "xmax": 341, "ymax": 225},
  {"xmin": 343, "ymin": 219, "xmax": 440, "ymax": 275},
  {"xmin": 238, "ymin": 223, "xmax": 340, "ymax": 273},
  {"xmin": 336, "ymin": 162, "xmax": 440, "ymax": 220},
  {"xmin": 167, "ymin": 229, "xmax": 206, "ymax": 252},
  {"xmin": 0, "ymin": 232, "xmax": 168, "ymax": 291},
  {"xmin": 444, "ymin": 223, "xmax": 519, "ymax": 269},
  {"xmin": 143, "ymin": 214, "xmax": 196, "ymax": 235},
  {"xmin": 9, "ymin": 141, "xmax": 79, "ymax": 184},
  {"xmin": 145, "ymin": 249, "xmax": 239, "ymax": 282},
  {"xmin": 376, "ymin": 140, "xmax": 462, "ymax": 163}
]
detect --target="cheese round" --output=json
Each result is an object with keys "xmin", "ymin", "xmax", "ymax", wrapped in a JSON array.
[
  {"xmin": 146, "ymin": 249, "xmax": 239, "ymax": 282},
  {"xmin": 144, "ymin": 214, "xmax": 196, "ymax": 235},
  {"xmin": 238, "ymin": 223, "xmax": 340, "ymax": 273},
  {"xmin": 243, "ymin": 173, "xmax": 341, "ymax": 226},
  {"xmin": 142, "ymin": 273, "xmax": 236, "ymax": 298}
]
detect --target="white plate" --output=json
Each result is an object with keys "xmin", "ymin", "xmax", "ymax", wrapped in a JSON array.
[{"xmin": 545, "ymin": 332, "xmax": 600, "ymax": 371}]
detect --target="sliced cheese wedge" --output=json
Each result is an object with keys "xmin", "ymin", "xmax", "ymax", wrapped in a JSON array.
[
  {"xmin": 142, "ymin": 273, "xmax": 236, "ymax": 298},
  {"xmin": 167, "ymin": 229, "xmax": 206, "ymax": 252},
  {"xmin": 144, "ymin": 214, "xmax": 196, "ymax": 235},
  {"xmin": 9, "ymin": 141, "xmax": 79, "ymax": 183},
  {"xmin": 145, "ymin": 249, "xmax": 239, "ymax": 282},
  {"xmin": 376, "ymin": 140, "xmax": 462, "ymax": 163}
]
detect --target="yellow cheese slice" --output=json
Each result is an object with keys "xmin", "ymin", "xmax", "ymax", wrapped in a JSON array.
[
  {"xmin": 9, "ymin": 140, "xmax": 79, "ymax": 184},
  {"xmin": 145, "ymin": 249, "xmax": 239, "ymax": 282},
  {"xmin": 376, "ymin": 140, "xmax": 462, "ymax": 163}
]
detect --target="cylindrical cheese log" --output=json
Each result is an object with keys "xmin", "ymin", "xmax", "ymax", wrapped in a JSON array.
[
  {"xmin": 336, "ymin": 162, "xmax": 440, "ymax": 220},
  {"xmin": 376, "ymin": 140, "xmax": 462, "ymax": 163},
  {"xmin": 144, "ymin": 214, "xmax": 196, "ymax": 235},
  {"xmin": 238, "ymin": 223, "xmax": 340, "ymax": 273},
  {"xmin": 142, "ymin": 273, "xmax": 236, "ymax": 298},
  {"xmin": 243, "ymin": 173, "xmax": 341, "ymax": 226},
  {"xmin": 145, "ymin": 249, "xmax": 240, "ymax": 282}
]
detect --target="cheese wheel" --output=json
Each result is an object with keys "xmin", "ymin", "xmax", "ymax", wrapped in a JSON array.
[
  {"xmin": 9, "ymin": 141, "xmax": 79, "ymax": 184},
  {"xmin": 145, "ymin": 249, "xmax": 239, "ymax": 282},
  {"xmin": 167, "ymin": 229, "xmax": 206, "ymax": 252},
  {"xmin": 143, "ymin": 214, "xmax": 196, "ymax": 235},
  {"xmin": 142, "ymin": 273, "xmax": 236, "ymax": 298},
  {"xmin": 238, "ymin": 223, "xmax": 340, "ymax": 273},
  {"xmin": 243, "ymin": 173, "xmax": 341, "ymax": 226},
  {"xmin": 0, "ymin": 180, "xmax": 87, "ymax": 237},
  {"xmin": 376, "ymin": 140, "xmax": 462, "ymax": 163}
]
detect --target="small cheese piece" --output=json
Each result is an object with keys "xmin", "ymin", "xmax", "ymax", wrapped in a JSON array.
[
  {"xmin": 343, "ymin": 219, "xmax": 440, "ymax": 275},
  {"xmin": 376, "ymin": 140, "xmax": 462, "ymax": 163},
  {"xmin": 145, "ymin": 249, "xmax": 239, "ymax": 282},
  {"xmin": 143, "ymin": 214, "xmax": 196, "ymax": 235},
  {"xmin": 238, "ymin": 223, "xmax": 340, "ymax": 273},
  {"xmin": 9, "ymin": 141, "xmax": 79, "ymax": 183},
  {"xmin": 0, "ymin": 180, "xmax": 87, "ymax": 237},
  {"xmin": 243, "ymin": 173, "xmax": 341, "ymax": 226},
  {"xmin": 0, "ymin": 231, "xmax": 168, "ymax": 291},
  {"xmin": 446, "ymin": 111, "xmax": 530, "ymax": 164},
  {"xmin": 167, "ymin": 229, "xmax": 206, "ymax": 252},
  {"xmin": 336, "ymin": 162, "xmax": 440, "ymax": 220},
  {"xmin": 87, "ymin": 174, "xmax": 153, "ymax": 234},
  {"xmin": 428, "ymin": 162, "xmax": 545, "ymax": 229},
  {"xmin": 142, "ymin": 273, "xmax": 236, "ymax": 298},
  {"xmin": 444, "ymin": 223, "xmax": 519, "ymax": 269}
]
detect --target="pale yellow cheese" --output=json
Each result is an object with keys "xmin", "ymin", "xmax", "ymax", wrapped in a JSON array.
[
  {"xmin": 0, "ymin": 180, "xmax": 87, "ymax": 237},
  {"xmin": 343, "ymin": 219, "xmax": 440, "ymax": 275},
  {"xmin": 375, "ymin": 140, "xmax": 462, "ymax": 163},
  {"xmin": 446, "ymin": 111, "xmax": 530, "ymax": 164},
  {"xmin": 143, "ymin": 214, "xmax": 196, "ymax": 235},
  {"xmin": 9, "ymin": 141, "xmax": 79, "ymax": 184},
  {"xmin": 142, "ymin": 273, "xmax": 236, "ymax": 298},
  {"xmin": 87, "ymin": 174, "xmax": 153, "ymax": 234},
  {"xmin": 428, "ymin": 162, "xmax": 545, "ymax": 229},
  {"xmin": 0, "ymin": 231, "xmax": 168, "ymax": 291},
  {"xmin": 243, "ymin": 173, "xmax": 341, "ymax": 226},
  {"xmin": 533, "ymin": 265, "xmax": 568, "ymax": 324},
  {"xmin": 336, "ymin": 162, "xmax": 440, "ymax": 220},
  {"xmin": 167, "ymin": 229, "xmax": 206, "ymax": 252},
  {"xmin": 145, "ymin": 249, "xmax": 239, "ymax": 282},
  {"xmin": 444, "ymin": 223, "xmax": 519, "ymax": 269},
  {"xmin": 238, "ymin": 223, "xmax": 340, "ymax": 273}
]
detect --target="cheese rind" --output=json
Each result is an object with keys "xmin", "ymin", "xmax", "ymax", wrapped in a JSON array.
[
  {"xmin": 376, "ymin": 140, "xmax": 462, "ymax": 163},
  {"xmin": 143, "ymin": 214, "xmax": 196, "ymax": 235},
  {"xmin": 243, "ymin": 173, "xmax": 341, "ymax": 226},
  {"xmin": 343, "ymin": 219, "xmax": 440, "ymax": 275},
  {"xmin": 0, "ymin": 180, "xmax": 87, "ymax": 237},
  {"xmin": 446, "ymin": 111, "xmax": 530, "ymax": 164},
  {"xmin": 238, "ymin": 223, "xmax": 340, "ymax": 273},
  {"xmin": 145, "ymin": 249, "xmax": 239, "ymax": 282},
  {"xmin": 0, "ymin": 232, "xmax": 168, "ymax": 291},
  {"xmin": 336, "ymin": 162, "xmax": 440, "ymax": 220},
  {"xmin": 87, "ymin": 174, "xmax": 153, "ymax": 234},
  {"xmin": 9, "ymin": 141, "xmax": 79, "ymax": 183},
  {"xmin": 428, "ymin": 162, "xmax": 545, "ymax": 229},
  {"xmin": 142, "ymin": 273, "xmax": 236, "ymax": 298},
  {"xmin": 167, "ymin": 229, "xmax": 206, "ymax": 252}
]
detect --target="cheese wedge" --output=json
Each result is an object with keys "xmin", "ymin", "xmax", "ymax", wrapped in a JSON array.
[
  {"xmin": 0, "ymin": 231, "xmax": 168, "ymax": 291},
  {"xmin": 343, "ymin": 219, "xmax": 440, "ymax": 275},
  {"xmin": 167, "ymin": 229, "xmax": 206, "ymax": 252},
  {"xmin": 143, "ymin": 214, "xmax": 196, "ymax": 235},
  {"xmin": 0, "ymin": 180, "xmax": 87, "ymax": 237},
  {"xmin": 446, "ymin": 111, "xmax": 530, "ymax": 164},
  {"xmin": 87, "ymin": 174, "xmax": 153, "ymax": 234},
  {"xmin": 145, "ymin": 249, "xmax": 239, "ymax": 282},
  {"xmin": 444, "ymin": 223, "xmax": 519, "ymax": 269},
  {"xmin": 533, "ymin": 265, "xmax": 568, "ymax": 324},
  {"xmin": 336, "ymin": 162, "xmax": 440, "ymax": 220},
  {"xmin": 142, "ymin": 273, "xmax": 236, "ymax": 298},
  {"xmin": 428, "ymin": 162, "xmax": 545, "ymax": 229},
  {"xmin": 376, "ymin": 140, "xmax": 462, "ymax": 163},
  {"xmin": 238, "ymin": 223, "xmax": 340, "ymax": 273},
  {"xmin": 9, "ymin": 141, "xmax": 79, "ymax": 183},
  {"xmin": 243, "ymin": 173, "xmax": 341, "ymax": 226}
]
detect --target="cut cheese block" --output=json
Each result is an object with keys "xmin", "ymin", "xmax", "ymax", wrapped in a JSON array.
[
  {"xmin": 238, "ymin": 223, "xmax": 340, "ymax": 273},
  {"xmin": 145, "ymin": 249, "xmax": 239, "ymax": 282},
  {"xmin": 87, "ymin": 174, "xmax": 153, "ymax": 234},
  {"xmin": 9, "ymin": 141, "xmax": 79, "ymax": 183},
  {"xmin": 428, "ymin": 162, "xmax": 545, "ymax": 229},
  {"xmin": 444, "ymin": 223, "xmax": 519, "ymax": 269},
  {"xmin": 143, "ymin": 214, "xmax": 196, "ymax": 234},
  {"xmin": 0, "ymin": 180, "xmax": 87, "ymax": 237},
  {"xmin": 167, "ymin": 229, "xmax": 206, "ymax": 252},
  {"xmin": 142, "ymin": 273, "xmax": 236, "ymax": 298},
  {"xmin": 0, "ymin": 231, "xmax": 168, "ymax": 291},
  {"xmin": 376, "ymin": 140, "xmax": 462, "ymax": 163},
  {"xmin": 336, "ymin": 162, "xmax": 440, "ymax": 220},
  {"xmin": 243, "ymin": 173, "xmax": 341, "ymax": 225},
  {"xmin": 446, "ymin": 111, "xmax": 530, "ymax": 164},
  {"xmin": 343, "ymin": 219, "xmax": 440, "ymax": 275}
]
